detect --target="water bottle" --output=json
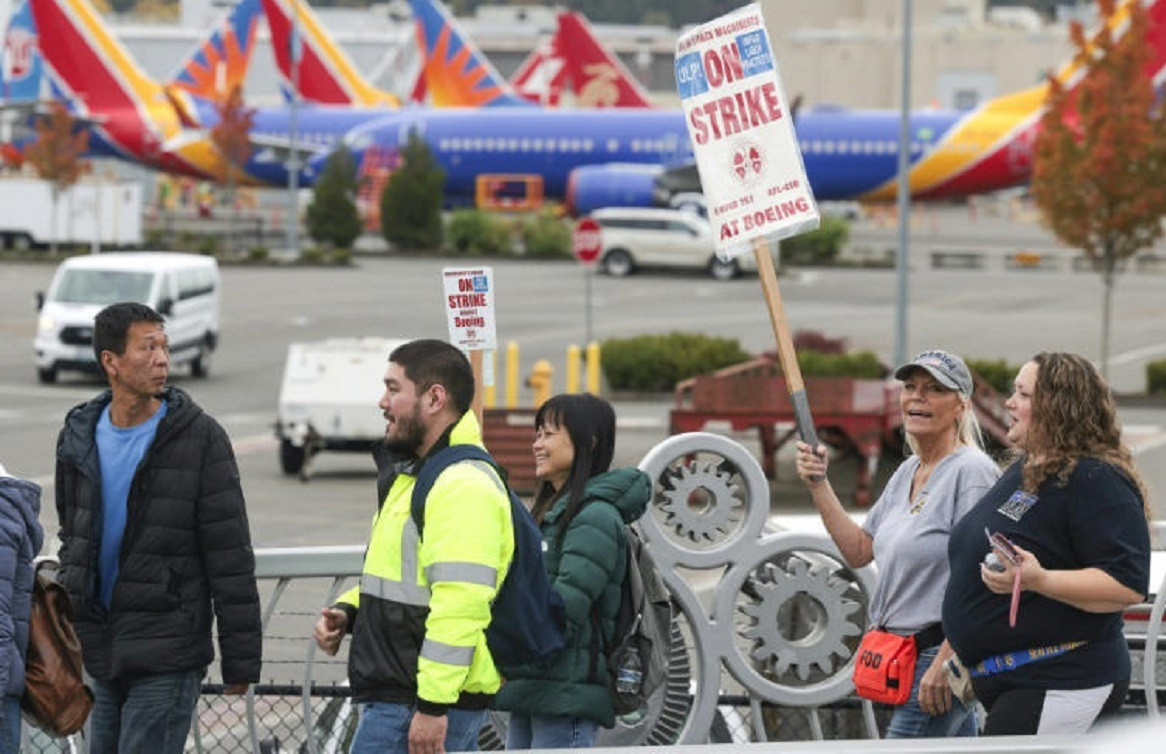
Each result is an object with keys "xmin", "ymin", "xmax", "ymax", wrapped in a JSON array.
[{"xmin": 614, "ymin": 646, "xmax": 643, "ymax": 696}]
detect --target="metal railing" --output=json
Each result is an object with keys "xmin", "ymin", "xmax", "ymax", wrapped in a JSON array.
[{"xmin": 22, "ymin": 540, "xmax": 1166, "ymax": 753}]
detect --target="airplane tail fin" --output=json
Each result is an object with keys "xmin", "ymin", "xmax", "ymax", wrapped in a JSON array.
[
  {"xmin": 166, "ymin": 0, "xmax": 262, "ymax": 116},
  {"xmin": 260, "ymin": 0, "xmax": 399, "ymax": 107},
  {"xmin": 901, "ymin": 0, "xmax": 1166, "ymax": 200},
  {"xmin": 3, "ymin": 0, "xmax": 47, "ymax": 104},
  {"xmin": 408, "ymin": 0, "xmax": 531, "ymax": 107},
  {"xmin": 509, "ymin": 36, "xmax": 566, "ymax": 106},
  {"xmin": 29, "ymin": 0, "xmax": 163, "ymax": 115},
  {"xmin": 556, "ymin": 11, "xmax": 654, "ymax": 108}
]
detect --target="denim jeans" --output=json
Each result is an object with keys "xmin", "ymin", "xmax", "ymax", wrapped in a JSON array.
[
  {"xmin": 505, "ymin": 713, "xmax": 598, "ymax": 749},
  {"xmin": 351, "ymin": 702, "xmax": 485, "ymax": 754},
  {"xmin": 0, "ymin": 695, "xmax": 21, "ymax": 754},
  {"xmin": 885, "ymin": 646, "xmax": 977, "ymax": 739},
  {"xmin": 88, "ymin": 668, "xmax": 204, "ymax": 754}
]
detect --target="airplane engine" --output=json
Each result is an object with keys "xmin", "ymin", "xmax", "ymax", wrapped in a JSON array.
[{"xmin": 564, "ymin": 163, "xmax": 664, "ymax": 217}]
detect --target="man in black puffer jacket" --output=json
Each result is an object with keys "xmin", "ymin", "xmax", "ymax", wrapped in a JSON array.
[{"xmin": 54, "ymin": 302, "xmax": 261, "ymax": 754}]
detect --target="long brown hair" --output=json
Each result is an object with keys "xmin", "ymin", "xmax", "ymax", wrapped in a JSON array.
[{"xmin": 1019, "ymin": 352, "xmax": 1150, "ymax": 520}]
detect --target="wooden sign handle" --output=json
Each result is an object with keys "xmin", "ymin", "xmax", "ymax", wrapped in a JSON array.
[
  {"xmin": 751, "ymin": 238, "xmax": 820, "ymax": 451},
  {"xmin": 470, "ymin": 349, "xmax": 483, "ymax": 425}
]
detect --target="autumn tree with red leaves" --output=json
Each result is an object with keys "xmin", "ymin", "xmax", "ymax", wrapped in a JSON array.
[
  {"xmin": 1031, "ymin": 0, "xmax": 1166, "ymax": 378},
  {"xmin": 23, "ymin": 101, "xmax": 90, "ymax": 253},
  {"xmin": 210, "ymin": 83, "xmax": 256, "ymax": 252}
]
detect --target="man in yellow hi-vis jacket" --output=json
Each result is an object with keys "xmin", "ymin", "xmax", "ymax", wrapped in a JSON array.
[{"xmin": 313, "ymin": 339, "xmax": 513, "ymax": 754}]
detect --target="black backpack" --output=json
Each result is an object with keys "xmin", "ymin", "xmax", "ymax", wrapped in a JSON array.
[
  {"xmin": 597, "ymin": 524, "xmax": 673, "ymax": 716},
  {"xmin": 411, "ymin": 444, "xmax": 566, "ymax": 671}
]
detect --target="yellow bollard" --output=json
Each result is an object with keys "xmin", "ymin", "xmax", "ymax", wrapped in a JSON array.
[
  {"xmin": 586, "ymin": 341, "xmax": 601, "ymax": 395},
  {"xmin": 484, "ymin": 349, "xmax": 497, "ymax": 408},
  {"xmin": 527, "ymin": 359, "xmax": 554, "ymax": 408},
  {"xmin": 566, "ymin": 345, "xmax": 580, "ymax": 394},
  {"xmin": 506, "ymin": 341, "xmax": 520, "ymax": 408}
]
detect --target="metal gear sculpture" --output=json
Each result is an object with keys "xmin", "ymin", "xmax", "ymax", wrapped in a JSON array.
[
  {"xmin": 482, "ymin": 431, "xmax": 877, "ymax": 746},
  {"xmin": 638, "ymin": 432, "xmax": 878, "ymax": 740},
  {"xmin": 658, "ymin": 459, "xmax": 743, "ymax": 542}
]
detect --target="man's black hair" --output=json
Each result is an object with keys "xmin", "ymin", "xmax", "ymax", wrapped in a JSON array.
[
  {"xmin": 388, "ymin": 339, "xmax": 474, "ymax": 416},
  {"xmin": 94, "ymin": 302, "xmax": 164, "ymax": 379}
]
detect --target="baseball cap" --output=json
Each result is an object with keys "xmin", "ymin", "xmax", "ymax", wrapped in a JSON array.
[{"xmin": 893, "ymin": 349, "xmax": 973, "ymax": 395}]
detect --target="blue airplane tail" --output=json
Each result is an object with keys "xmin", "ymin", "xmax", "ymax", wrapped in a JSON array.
[
  {"xmin": 2, "ymin": 0, "xmax": 46, "ymax": 104},
  {"xmin": 408, "ymin": 0, "xmax": 531, "ymax": 108},
  {"xmin": 165, "ymin": 0, "xmax": 263, "ymax": 125}
]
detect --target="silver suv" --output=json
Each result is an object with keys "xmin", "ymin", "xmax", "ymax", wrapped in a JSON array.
[{"xmin": 590, "ymin": 207, "xmax": 751, "ymax": 280}]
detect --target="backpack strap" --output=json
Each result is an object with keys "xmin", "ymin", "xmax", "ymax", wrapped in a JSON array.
[{"xmin": 410, "ymin": 444, "xmax": 502, "ymax": 537}]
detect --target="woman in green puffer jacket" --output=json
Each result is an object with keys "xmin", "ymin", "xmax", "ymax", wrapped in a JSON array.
[{"xmin": 495, "ymin": 393, "xmax": 650, "ymax": 749}]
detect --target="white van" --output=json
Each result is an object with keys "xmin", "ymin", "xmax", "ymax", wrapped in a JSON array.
[{"xmin": 34, "ymin": 252, "xmax": 220, "ymax": 383}]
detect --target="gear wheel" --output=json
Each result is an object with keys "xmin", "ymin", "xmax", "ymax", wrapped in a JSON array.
[
  {"xmin": 659, "ymin": 460, "xmax": 743, "ymax": 542},
  {"xmin": 738, "ymin": 556, "xmax": 863, "ymax": 681}
]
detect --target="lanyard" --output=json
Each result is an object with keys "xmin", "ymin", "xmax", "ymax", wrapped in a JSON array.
[
  {"xmin": 1009, "ymin": 567, "xmax": 1020, "ymax": 628},
  {"xmin": 969, "ymin": 641, "xmax": 1088, "ymax": 678}
]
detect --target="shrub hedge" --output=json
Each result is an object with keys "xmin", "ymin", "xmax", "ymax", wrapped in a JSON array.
[
  {"xmin": 521, "ymin": 210, "xmax": 572, "ymax": 258},
  {"xmin": 446, "ymin": 210, "xmax": 513, "ymax": 256},
  {"xmin": 797, "ymin": 350, "xmax": 886, "ymax": 378},
  {"xmin": 601, "ymin": 332, "xmax": 751, "ymax": 393},
  {"xmin": 965, "ymin": 358, "xmax": 1022, "ymax": 396},
  {"xmin": 1148, "ymin": 359, "xmax": 1166, "ymax": 395}
]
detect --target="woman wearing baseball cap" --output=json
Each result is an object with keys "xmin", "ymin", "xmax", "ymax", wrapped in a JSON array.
[{"xmin": 795, "ymin": 348, "xmax": 1000, "ymax": 738}]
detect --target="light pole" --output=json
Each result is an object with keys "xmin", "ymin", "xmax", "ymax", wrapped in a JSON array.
[{"xmin": 894, "ymin": 0, "xmax": 912, "ymax": 368}]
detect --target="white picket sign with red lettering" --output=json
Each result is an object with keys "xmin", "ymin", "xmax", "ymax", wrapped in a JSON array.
[
  {"xmin": 675, "ymin": 3, "xmax": 819, "ymax": 259},
  {"xmin": 442, "ymin": 267, "xmax": 497, "ymax": 351}
]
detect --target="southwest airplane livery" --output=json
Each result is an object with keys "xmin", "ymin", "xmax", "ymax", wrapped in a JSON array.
[
  {"xmin": 260, "ymin": 0, "xmax": 654, "ymax": 109},
  {"xmin": 26, "ymin": 0, "xmax": 266, "ymax": 181},
  {"xmin": 23, "ymin": 0, "xmax": 1166, "ymax": 212},
  {"xmin": 326, "ymin": 0, "xmax": 1166, "ymax": 213}
]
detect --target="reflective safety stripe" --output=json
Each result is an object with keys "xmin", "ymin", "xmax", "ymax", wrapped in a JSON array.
[
  {"xmin": 360, "ymin": 514, "xmax": 431, "ymax": 605},
  {"xmin": 462, "ymin": 459, "xmax": 506, "ymax": 494},
  {"xmin": 426, "ymin": 562, "xmax": 497, "ymax": 587},
  {"xmin": 360, "ymin": 573, "xmax": 430, "ymax": 606},
  {"xmin": 421, "ymin": 638, "xmax": 475, "ymax": 666}
]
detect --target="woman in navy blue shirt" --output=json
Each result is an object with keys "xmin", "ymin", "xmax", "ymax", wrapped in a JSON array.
[{"xmin": 943, "ymin": 352, "xmax": 1151, "ymax": 735}]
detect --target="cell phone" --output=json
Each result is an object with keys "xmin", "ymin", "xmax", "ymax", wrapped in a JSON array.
[{"xmin": 984, "ymin": 527, "xmax": 1020, "ymax": 566}]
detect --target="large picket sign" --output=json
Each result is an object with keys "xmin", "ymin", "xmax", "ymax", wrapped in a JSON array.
[
  {"xmin": 675, "ymin": 3, "xmax": 819, "ymax": 258},
  {"xmin": 674, "ymin": 3, "xmax": 822, "ymax": 449}
]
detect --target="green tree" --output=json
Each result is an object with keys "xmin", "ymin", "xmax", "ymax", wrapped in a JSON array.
[
  {"xmin": 380, "ymin": 131, "xmax": 444, "ymax": 251},
  {"xmin": 306, "ymin": 146, "xmax": 362, "ymax": 249},
  {"xmin": 1030, "ymin": 0, "xmax": 1166, "ymax": 378},
  {"xmin": 23, "ymin": 101, "xmax": 89, "ymax": 254}
]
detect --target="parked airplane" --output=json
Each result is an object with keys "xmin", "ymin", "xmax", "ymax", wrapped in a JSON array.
[
  {"xmin": 26, "ymin": 0, "xmax": 266, "ymax": 180},
  {"xmin": 555, "ymin": 11, "xmax": 655, "ymax": 108},
  {"xmin": 508, "ymin": 35, "xmax": 566, "ymax": 106},
  {"xmin": 261, "ymin": 0, "xmax": 652, "ymax": 110},
  {"xmin": 406, "ymin": 0, "xmax": 529, "ymax": 107},
  {"xmin": 2, "ymin": 0, "xmax": 45, "ymax": 106},
  {"xmin": 260, "ymin": 0, "xmax": 400, "ymax": 107},
  {"xmin": 325, "ymin": 0, "xmax": 1166, "ymax": 213}
]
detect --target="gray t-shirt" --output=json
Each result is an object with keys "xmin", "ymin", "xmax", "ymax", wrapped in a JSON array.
[{"xmin": 862, "ymin": 445, "xmax": 1000, "ymax": 634}]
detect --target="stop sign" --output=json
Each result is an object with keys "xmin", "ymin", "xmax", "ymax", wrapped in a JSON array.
[{"xmin": 572, "ymin": 217, "xmax": 602, "ymax": 265}]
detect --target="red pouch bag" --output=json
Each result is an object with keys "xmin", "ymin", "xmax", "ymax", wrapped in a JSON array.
[{"xmin": 852, "ymin": 629, "xmax": 917, "ymax": 705}]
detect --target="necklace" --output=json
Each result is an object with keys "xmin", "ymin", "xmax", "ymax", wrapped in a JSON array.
[{"xmin": 909, "ymin": 459, "xmax": 934, "ymax": 514}]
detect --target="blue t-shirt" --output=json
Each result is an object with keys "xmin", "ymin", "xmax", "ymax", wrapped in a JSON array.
[{"xmin": 95, "ymin": 400, "xmax": 168, "ymax": 608}]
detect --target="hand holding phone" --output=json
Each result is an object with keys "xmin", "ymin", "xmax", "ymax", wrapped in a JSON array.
[
  {"xmin": 985, "ymin": 528, "xmax": 1020, "ymax": 566},
  {"xmin": 983, "ymin": 527, "xmax": 1022, "ymax": 628}
]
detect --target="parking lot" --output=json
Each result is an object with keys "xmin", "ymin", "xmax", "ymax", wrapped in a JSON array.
[{"xmin": 2, "ymin": 225, "xmax": 1166, "ymax": 546}]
